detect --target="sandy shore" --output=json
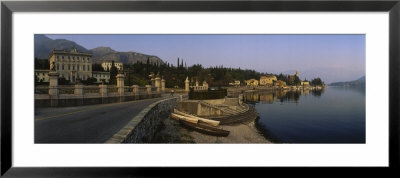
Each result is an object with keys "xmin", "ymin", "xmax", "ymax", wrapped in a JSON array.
[{"xmin": 152, "ymin": 116, "xmax": 273, "ymax": 143}]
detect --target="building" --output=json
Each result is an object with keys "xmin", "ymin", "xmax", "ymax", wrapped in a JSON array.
[
  {"xmin": 276, "ymin": 80, "xmax": 286, "ymax": 87},
  {"xmin": 101, "ymin": 61, "xmax": 123, "ymax": 71},
  {"xmin": 301, "ymin": 81, "xmax": 310, "ymax": 86},
  {"xmin": 259, "ymin": 75, "xmax": 277, "ymax": 86},
  {"xmin": 35, "ymin": 69, "xmax": 50, "ymax": 82},
  {"xmin": 245, "ymin": 79, "xmax": 259, "ymax": 86},
  {"xmin": 49, "ymin": 48, "xmax": 92, "ymax": 83},
  {"xmin": 229, "ymin": 80, "xmax": 241, "ymax": 86},
  {"xmin": 288, "ymin": 70, "xmax": 299, "ymax": 84},
  {"xmin": 92, "ymin": 71, "xmax": 110, "ymax": 83}
]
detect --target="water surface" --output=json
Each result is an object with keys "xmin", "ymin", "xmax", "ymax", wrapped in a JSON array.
[{"xmin": 244, "ymin": 87, "xmax": 365, "ymax": 143}]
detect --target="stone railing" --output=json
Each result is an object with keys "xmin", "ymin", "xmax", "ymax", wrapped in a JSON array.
[
  {"xmin": 35, "ymin": 72, "xmax": 165, "ymax": 107},
  {"xmin": 190, "ymin": 85, "xmax": 208, "ymax": 91},
  {"xmin": 106, "ymin": 97, "xmax": 179, "ymax": 143},
  {"xmin": 35, "ymin": 84, "xmax": 162, "ymax": 108}
]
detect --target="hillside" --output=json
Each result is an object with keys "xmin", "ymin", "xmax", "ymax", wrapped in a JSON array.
[
  {"xmin": 329, "ymin": 76, "xmax": 365, "ymax": 87},
  {"xmin": 89, "ymin": 47, "xmax": 164, "ymax": 64},
  {"xmin": 34, "ymin": 35, "xmax": 164, "ymax": 65},
  {"xmin": 34, "ymin": 34, "xmax": 89, "ymax": 59}
]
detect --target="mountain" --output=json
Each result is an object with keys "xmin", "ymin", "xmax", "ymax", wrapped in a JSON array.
[
  {"xmin": 34, "ymin": 34, "xmax": 89, "ymax": 59},
  {"xmin": 34, "ymin": 35, "xmax": 164, "ymax": 65},
  {"xmin": 329, "ymin": 75, "xmax": 366, "ymax": 87},
  {"xmin": 89, "ymin": 47, "xmax": 164, "ymax": 65}
]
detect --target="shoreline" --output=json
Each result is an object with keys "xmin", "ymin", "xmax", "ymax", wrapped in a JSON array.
[{"xmin": 152, "ymin": 115, "xmax": 273, "ymax": 143}]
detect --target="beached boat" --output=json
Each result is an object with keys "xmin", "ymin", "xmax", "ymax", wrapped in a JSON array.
[
  {"xmin": 179, "ymin": 119, "xmax": 230, "ymax": 137},
  {"xmin": 174, "ymin": 109, "xmax": 220, "ymax": 126},
  {"xmin": 170, "ymin": 113, "xmax": 198, "ymax": 124}
]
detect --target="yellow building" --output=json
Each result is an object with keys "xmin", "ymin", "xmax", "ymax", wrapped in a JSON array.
[
  {"xmin": 49, "ymin": 48, "xmax": 92, "ymax": 83},
  {"xmin": 277, "ymin": 80, "xmax": 286, "ymax": 87},
  {"xmin": 101, "ymin": 61, "xmax": 123, "ymax": 71},
  {"xmin": 229, "ymin": 80, "xmax": 241, "ymax": 86},
  {"xmin": 246, "ymin": 79, "xmax": 259, "ymax": 86},
  {"xmin": 35, "ymin": 69, "xmax": 50, "ymax": 82},
  {"xmin": 301, "ymin": 81, "xmax": 310, "ymax": 86},
  {"xmin": 259, "ymin": 75, "xmax": 277, "ymax": 86},
  {"xmin": 92, "ymin": 71, "xmax": 110, "ymax": 83}
]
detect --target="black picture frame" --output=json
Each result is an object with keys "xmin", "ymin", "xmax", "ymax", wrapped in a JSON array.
[{"xmin": 1, "ymin": 0, "xmax": 399, "ymax": 177}]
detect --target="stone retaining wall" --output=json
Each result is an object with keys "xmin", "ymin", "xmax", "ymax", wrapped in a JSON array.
[{"xmin": 105, "ymin": 97, "xmax": 178, "ymax": 143}]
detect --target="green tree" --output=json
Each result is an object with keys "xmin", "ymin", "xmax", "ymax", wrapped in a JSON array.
[{"xmin": 109, "ymin": 61, "xmax": 118, "ymax": 85}]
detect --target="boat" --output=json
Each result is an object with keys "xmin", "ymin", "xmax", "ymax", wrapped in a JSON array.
[
  {"xmin": 173, "ymin": 109, "xmax": 220, "ymax": 126},
  {"xmin": 179, "ymin": 119, "xmax": 230, "ymax": 137},
  {"xmin": 170, "ymin": 113, "xmax": 198, "ymax": 124}
]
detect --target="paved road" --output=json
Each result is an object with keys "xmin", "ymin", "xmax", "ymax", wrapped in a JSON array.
[{"xmin": 35, "ymin": 96, "xmax": 170, "ymax": 143}]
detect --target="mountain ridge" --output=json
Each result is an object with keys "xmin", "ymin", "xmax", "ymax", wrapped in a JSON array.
[
  {"xmin": 329, "ymin": 75, "xmax": 365, "ymax": 86},
  {"xmin": 34, "ymin": 35, "xmax": 164, "ymax": 65}
]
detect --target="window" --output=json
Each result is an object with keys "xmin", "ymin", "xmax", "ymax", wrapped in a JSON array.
[
  {"xmin": 73, "ymin": 65, "xmax": 75, "ymax": 70},
  {"xmin": 56, "ymin": 64, "xmax": 59, "ymax": 70},
  {"xmin": 83, "ymin": 65, "xmax": 85, "ymax": 71},
  {"xmin": 68, "ymin": 64, "xmax": 70, "ymax": 70},
  {"xmin": 77, "ymin": 64, "xmax": 80, "ymax": 70},
  {"xmin": 62, "ymin": 64, "xmax": 64, "ymax": 70},
  {"xmin": 62, "ymin": 56, "xmax": 64, "ymax": 59}
]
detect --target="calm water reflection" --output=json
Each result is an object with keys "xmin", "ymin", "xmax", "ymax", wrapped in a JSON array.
[{"xmin": 244, "ymin": 87, "xmax": 365, "ymax": 143}]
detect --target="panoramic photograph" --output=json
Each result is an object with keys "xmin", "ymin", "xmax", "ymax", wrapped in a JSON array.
[{"xmin": 34, "ymin": 34, "xmax": 365, "ymax": 144}]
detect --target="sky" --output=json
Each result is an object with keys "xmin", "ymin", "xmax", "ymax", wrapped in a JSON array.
[{"xmin": 46, "ymin": 34, "xmax": 365, "ymax": 84}]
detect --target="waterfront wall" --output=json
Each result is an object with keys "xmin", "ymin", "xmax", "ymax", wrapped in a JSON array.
[
  {"xmin": 178, "ymin": 99, "xmax": 225, "ymax": 116},
  {"xmin": 106, "ymin": 97, "xmax": 178, "ymax": 143}
]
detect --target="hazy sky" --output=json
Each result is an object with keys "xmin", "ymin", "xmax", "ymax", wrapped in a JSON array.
[{"xmin": 46, "ymin": 34, "xmax": 365, "ymax": 83}]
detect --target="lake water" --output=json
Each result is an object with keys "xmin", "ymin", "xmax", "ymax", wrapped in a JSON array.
[{"xmin": 244, "ymin": 86, "xmax": 365, "ymax": 143}]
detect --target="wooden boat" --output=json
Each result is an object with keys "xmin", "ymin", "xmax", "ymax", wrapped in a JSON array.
[
  {"xmin": 174, "ymin": 109, "xmax": 220, "ymax": 127},
  {"xmin": 179, "ymin": 119, "xmax": 230, "ymax": 137},
  {"xmin": 170, "ymin": 113, "xmax": 198, "ymax": 124}
]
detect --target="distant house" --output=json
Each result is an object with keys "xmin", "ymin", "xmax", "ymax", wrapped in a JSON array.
[
  {"xmin": 246, "ymin": 79, "xmax": 259, "ymax": 86},
  {"xmin": 301, "ymin": 81, "xmax": 310, "ymax": 86},
  {"xmin": 35, "ymin": 69, "xmax": 50, "ymax": 82},
  {"xmin": 101, "ymin": 61, "xmax": 123, "ymax": 71},
  {"xmin": 92, "ymin": 71, "xmax": 110, "ymax": 83},
  {"xmin": 229, "ymin": 80, "xmax": 241, "ymax": 86},
  {"xmin": 259, "ymin": 75, "xmax": 277, "ymax": 86},
  {"xmin": 277, "ymin": 80, "xmax": 286, "ymax": 87}
]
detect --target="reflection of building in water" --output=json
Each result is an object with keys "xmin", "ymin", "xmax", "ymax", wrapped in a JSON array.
[
  {"xmin": 246, "ymin": 79, "xmax": 259, "ymax": 86},
  {"xmin": 244, "ymin": 92, "xmax": 260, "ymax": 102},
  {"xmin": 303, "ymin": 89, "xmax": 310, "ymax": 95},
  {"xmin": 259, "ymin": 75, "xmax": 277, "ymax": 86},
  {"xmin": 259, "ymin": 92, "xmax": 276, "ymax": 104}
]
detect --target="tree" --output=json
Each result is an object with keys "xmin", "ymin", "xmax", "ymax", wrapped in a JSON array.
[
  {"xmin": 294, "ymin": 76, "xmax": 301, "ymax": 86},
  {"xmin": 311, "ymin": 78, "xmax": 324, "ymax": 86},
  {"xmin": 109, "ymin": 61, "xmax": 118, "ymax": 85},
  {"xmin": 58, "ymin": 77, "xmax": 70, "ymax": 85},
  {"xmin": 92, "ymin": 63, "xmax": 105, "ymax": 71}
]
